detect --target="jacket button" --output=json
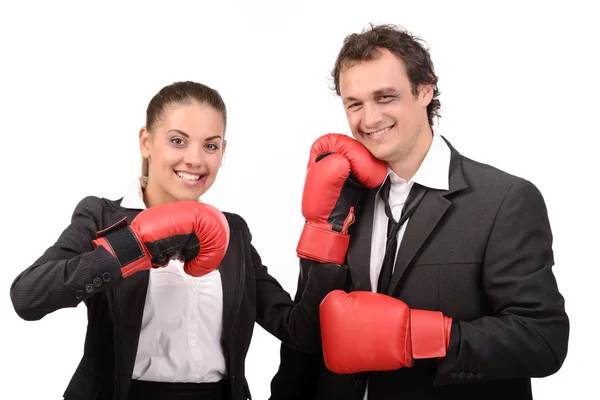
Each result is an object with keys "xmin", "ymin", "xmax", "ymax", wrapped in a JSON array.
[
  {"xmin": 458, "ymin": 371, "xmax": 465, "ymax": 379},
  {"xmin": 93, "ymin": 277, "xmax": 102, "ymax": 287},
  {"xmin": 102, "ymin": 272, "xmax": 111, "ymax": 282},
  {"xmin": 476, "ymin": 373, "xmax": 484, "ymax": 379},
  {"xmin": 467, "ymin": 373, "xmax": 475, "ymax": 380},
  {"xmin": 75, "ymin": 290, "xmax": 84, "ymax": 300},
  {"xmin": 450, "ymin": 373, "xmax": 457, "ymax": 378},
  {"xmin": 85, "ymin": 284, "xmax": 94, "ymax": 293},
  {"xmin": 354, "ymin": 380, "xmax": 364, "ymax": 389}
]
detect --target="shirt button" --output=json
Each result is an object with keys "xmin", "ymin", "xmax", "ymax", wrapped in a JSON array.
[
  {"xmin": 188, "ymin": 287, "xmax": 195, "ymax": 294},
  {"xmin": 194, "ymin": 362, "xmax": 201, "ymax": 370},
  {"xmin": 189, "ymin": 313, "xmax": 196, "ymax": 320},
  {"xmin": 190, "ymin": 339, "xmax": 197, "ymax": 346}
]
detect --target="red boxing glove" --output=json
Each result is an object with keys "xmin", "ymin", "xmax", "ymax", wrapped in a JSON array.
[
  {"xmin": 297, "ymin": 134, "xmax": 387, "ymax": 264},
  {"xmin": 319, "ymin": 290, "xmax": 452, "ymax": 374},
  {"xmin": 93, "ymin": 201, "xmax": 230, "ymax": 278}
]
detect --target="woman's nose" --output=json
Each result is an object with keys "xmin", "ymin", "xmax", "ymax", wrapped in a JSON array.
[{"xmin": 183, "ymin": 150, "xmax": 204, "ymax": 168}]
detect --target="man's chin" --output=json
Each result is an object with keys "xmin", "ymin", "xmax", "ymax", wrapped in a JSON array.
[{"xmin": 361, "ymin": 143, "xmax": 391, "ymax": 162}]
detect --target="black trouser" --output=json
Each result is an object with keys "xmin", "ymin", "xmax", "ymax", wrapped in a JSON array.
[{"xmin": 128, "ymin": 379, "xmax": 227, "ymax": 400}]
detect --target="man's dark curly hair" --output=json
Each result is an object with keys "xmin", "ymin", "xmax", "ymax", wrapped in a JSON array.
[{"xmin": 331, "ymin": 24, "xmax": 441, "ymax": 127}]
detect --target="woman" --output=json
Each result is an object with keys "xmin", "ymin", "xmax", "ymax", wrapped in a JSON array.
[{"xmin": 9, "ymin": 81, "xmax": 349, "ymax": 400}]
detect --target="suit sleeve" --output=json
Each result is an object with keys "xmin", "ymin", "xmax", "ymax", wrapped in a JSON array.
[
  {"xmin": 435, "ymin": 178, "xmax": 569, "ymax": 385},
  {"xmin": 268, "ymin": 258, "xmax": 324, "ymax": 400},
  {"xmin": 235, "ymin": 215, "xmax": 348, "ymax": 354},
  {"xmin": 10, "ymin": 196, "xmax": 125, "ymax": 321}
]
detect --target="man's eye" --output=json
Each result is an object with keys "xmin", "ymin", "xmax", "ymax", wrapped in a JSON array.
[
  {"xmin": 171, "ymin": 138, "xmax": 185, "ymax": 145},
  {"xmin": 205, "ymin": 143, "xmax": 218, "ymax": 151},
  {"xmin": 379, "ymin": 95, "xmax": 398, "ymax": 102}
]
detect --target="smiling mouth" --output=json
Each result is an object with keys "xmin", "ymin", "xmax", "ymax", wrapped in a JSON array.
[
  {"xmin": 175, "ymin": 171, "xmax": 205, "ymax": 181},
  {"xmin": 363, "ymin": 124, "xmax": 395, "ymax": 137}
]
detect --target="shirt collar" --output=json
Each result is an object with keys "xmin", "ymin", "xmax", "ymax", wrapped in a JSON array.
[
  {"xmin": 119, "ymin": 177, "xmax": 206, "ymax": 210},
  {"xmin": 120, "ymin": 177, "xmax": 148, "ymax": 210},
  {"xmin": 377, "ymin": 132, "xmax": 451, "ymax": 193},
  {"xmin": 411, "ymin": 132, "xmax": 450, "ymax": 190}
]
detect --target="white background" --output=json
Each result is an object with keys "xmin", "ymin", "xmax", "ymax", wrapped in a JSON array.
[{"xmin": 1, "ymin": 0, "xmax": 598, "ymax": 398}]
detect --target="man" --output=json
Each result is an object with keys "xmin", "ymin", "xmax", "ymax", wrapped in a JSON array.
[{"xmin": 269, "ymin": 23, "xmax": 569, "ymax": 400}]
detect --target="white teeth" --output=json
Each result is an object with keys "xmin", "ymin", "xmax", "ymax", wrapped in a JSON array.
[
  {"xmin": 176, "ymin": 171, "xmax": 201, "ymax": 181},
  {"xmin": 367, "ymin": 126, "xmax": 393, "ymax": 137}
]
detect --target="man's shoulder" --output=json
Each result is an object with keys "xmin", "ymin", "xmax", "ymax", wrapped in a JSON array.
[
  {"xmin": 457, "ymin": 151, "xmax": 529, "ymax": 190},
  {"xmin": 453, "ymin": 151, "xmax": 546, "ymax": 207}
]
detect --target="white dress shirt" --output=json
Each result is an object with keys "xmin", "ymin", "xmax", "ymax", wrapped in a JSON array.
[
  {"xmin": 364, "ymin": 133, "xmax": 451, "ymax": 399},
  {"xmin": 121, "ymin": 178, "xmax": 227, "ymax": 383}
]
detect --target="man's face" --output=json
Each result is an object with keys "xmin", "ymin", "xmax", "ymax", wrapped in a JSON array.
[{"xmin": 339, "ymin": 48, "xmax": 433, "ymax": 164}]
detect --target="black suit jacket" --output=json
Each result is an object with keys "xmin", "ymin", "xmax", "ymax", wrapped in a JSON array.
[
  {"xmin": 10, "ymin": 196, "xmax": 348, "ymax": 400},
  {"xmin": 269, "ymin": 139, "xmax": 569, "ymax": 400}
]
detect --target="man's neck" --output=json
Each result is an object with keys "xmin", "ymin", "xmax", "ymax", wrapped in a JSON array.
[{"xmin": 387, "ymin": 129, "xmax": 434, "ymax": 182}]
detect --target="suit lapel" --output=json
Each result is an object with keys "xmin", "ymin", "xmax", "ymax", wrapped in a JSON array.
[
  {"xmin": 109, "ymin": 207, "xmax": 150, "ymax": 329},
  {"xmin": 387, "ymin": 189, "xmax": 450, "ymax": 296},
  {"xmin": 110, "ymin": 270, "xmax": 149, "ymax": 326},
  {"xmin": 219, "ymin": 227, "xmax": 245, "ymax": 353},
  {"xmin": 388, "ymin": 142, "xmax": 468, "ymax": 297},
  {"xmin": 107, "ymin": 267, "xmax": 149, "ymax": 383},
  {"xmin": 346, "ymin": 189, "xmax": 376, "ymax": 292}
]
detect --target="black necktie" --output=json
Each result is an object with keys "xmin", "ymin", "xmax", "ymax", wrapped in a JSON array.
[
  {"xmin": 376, "ymin": 177, "xmax": 428, "ymax": 295},
  {"xmin": 368, "ymin": 177, "xmax": 428, "ymax": 400}
]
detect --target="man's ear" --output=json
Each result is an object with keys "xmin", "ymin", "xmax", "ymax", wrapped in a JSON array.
[
  {"xmin": 418, "ymin": 83, "xmax": 434, "ymax": 107},
  {"xmin": 139, "ymin": 127, "xmax": 151, "ymax": 158}
]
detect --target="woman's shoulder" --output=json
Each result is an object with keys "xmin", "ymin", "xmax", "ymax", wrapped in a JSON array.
[
  {"xmin": 221, "ymin": 211, "xmax": 250, "ymax": 232},
  {"xmin": 70, "ymin": 195, "xmax": 127, "ymax": 220}
]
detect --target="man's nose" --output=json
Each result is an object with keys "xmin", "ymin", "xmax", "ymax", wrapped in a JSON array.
[{"xmin": 362, "ymin": 103, "xmax": 383, "ymax": 130}]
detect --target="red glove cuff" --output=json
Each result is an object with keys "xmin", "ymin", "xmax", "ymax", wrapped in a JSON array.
[
  {"xmin": 410, "ymin": 309, "xmax": 452, "ymax": 360},
  {"xmin": 296, "ymin": 223, "xmax": 350, "ymax": 265},
  {"xmin": 92, "ymin": 219, "xmax": 151, "ymax": 278}
]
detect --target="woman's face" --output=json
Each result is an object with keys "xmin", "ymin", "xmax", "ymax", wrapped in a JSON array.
[{"xmin": 140, "ymin": 101, "xmax": 226, "ymax": 207}]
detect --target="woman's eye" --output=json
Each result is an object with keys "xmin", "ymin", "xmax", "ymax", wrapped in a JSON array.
[
  {"xmin": 205, "ymin": 143, "xmax": 218, "ymax": 151},
  {"xmin": 171, "ymin": 137, "xmax": 185, "ymax": 146}
]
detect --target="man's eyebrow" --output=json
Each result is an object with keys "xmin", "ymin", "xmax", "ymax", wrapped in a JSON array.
[
  {"xmin": 343, "ymin": 87, "xmax": 399, "ymax": 103},
  {"xmin": 373, "ymin": 87, "xmax": 399, "ymax": 96}
]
